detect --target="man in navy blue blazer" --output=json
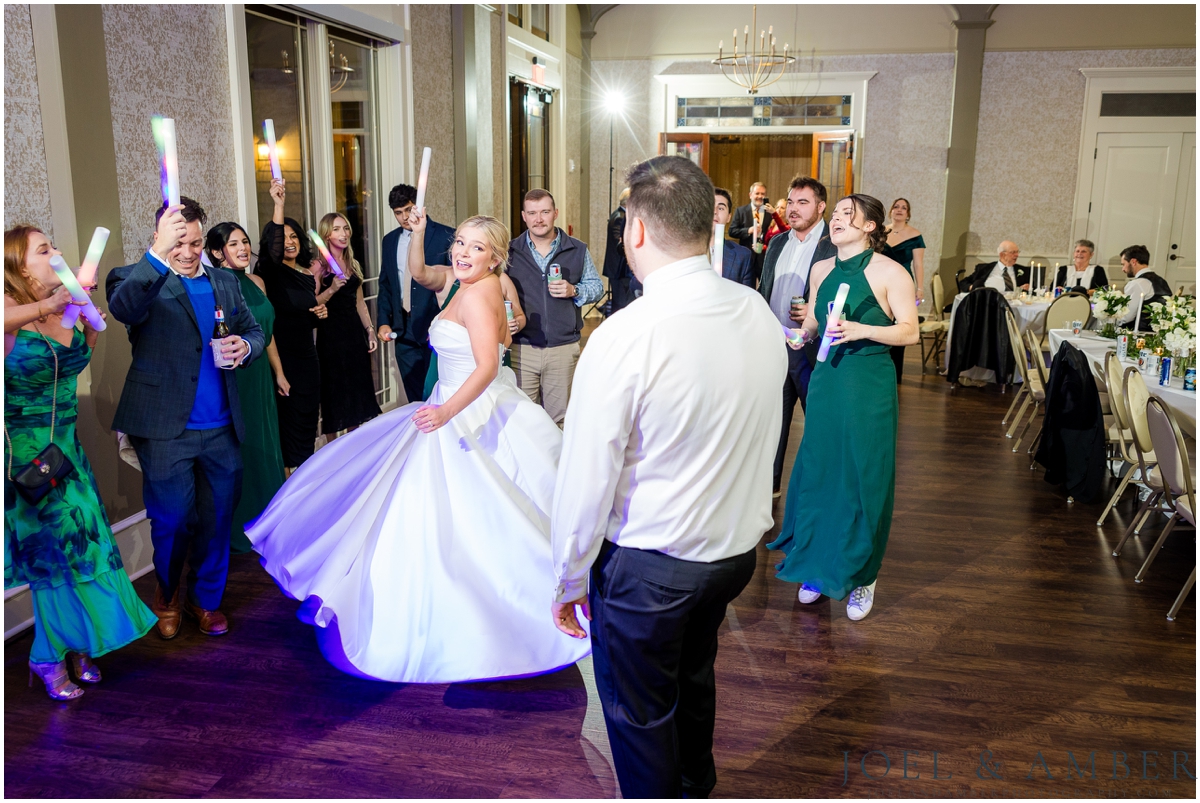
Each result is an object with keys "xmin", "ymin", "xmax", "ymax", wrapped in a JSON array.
[
  {"xmin": 106, "ymin": 197, "xmax": 264, "ymax": 639},
  {"xmin": 713, "ymin": 188, "xmax": 755, "ymax": 288},
  {"xmin": 377, "ymin": 183, "xmax": 455, "ymax": 403}
]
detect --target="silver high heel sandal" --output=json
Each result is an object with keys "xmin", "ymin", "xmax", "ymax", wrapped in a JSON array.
[
  {"xmin": 70, "ymin": 653, "xmax": 102, "ymax": 684},
  {"xmin": 28, "ymin": 660, "xmax": 85, "ymax": 700}
]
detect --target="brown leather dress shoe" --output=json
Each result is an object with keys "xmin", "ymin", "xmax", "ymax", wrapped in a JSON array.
[
  {"xmin": 151, "ymin": 584, "xmax": 182, "ymax": 639},
  {"xmin": 182, "ymin": 599, "xmax": 229, "ymax": 636}
]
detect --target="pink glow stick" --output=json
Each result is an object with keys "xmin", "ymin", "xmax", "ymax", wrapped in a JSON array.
[
  {"xmin": 50, "ymin": 256, "xmax": 105, "ymax": 331},
  {"xmin": 151, "ymin": 116, "xmax": 181, "ymax": 208},
  {"xmin": 263, "ymin": 119, "xmax": 282, "ymax": 181},
  {"xmin": 61, "ymin": 227, "xmax": 110, "ymax": 328},
  {"xmin": 308, "ymin": 230, "xmax": 346, "ymax": 280}
]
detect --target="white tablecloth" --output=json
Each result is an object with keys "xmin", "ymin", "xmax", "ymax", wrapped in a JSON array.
[
  {"xmin": 1047, "ymin": 329, "xmax": 1196, "ymax": 436},
  {"xmin": 944, "ymin": 293, "xmax": 1052, "ymax": 380}
]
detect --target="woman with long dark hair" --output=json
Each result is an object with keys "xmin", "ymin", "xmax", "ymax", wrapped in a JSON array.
[
  {"xmin": 771, "ymin": 194, "xmax": 919, "ymax": 621},
  {"xmin": 312, "ymin": 212, "xmax": 380, "ymax": 439},
  {"xmin": 255, "ymin": 179, "xmax": 324, "ymax": 475},
  {"xmin": 204, "ymin": 223, "xmax": 286, "ymax": 550},
  {"xmin": 880, "ymin": 198, "xmax": 925, "ymax": 382},
  {"xmin": 4, "ymin": 225, "xmax": 156, "ymax": 699}
]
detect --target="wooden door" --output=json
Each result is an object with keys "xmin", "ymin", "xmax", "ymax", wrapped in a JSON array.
[
  {"xmin": 812, "ymin": 131, "xmax": 854, "ymax": 210},
  {"xmin": 1167, "ymin": 132, "xmax": 1196, "ymax": 289}
]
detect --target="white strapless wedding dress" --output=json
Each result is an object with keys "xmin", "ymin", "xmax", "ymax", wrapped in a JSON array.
[{"xmin": 246, "ymin": 317, "xmax": 590, "ymax": 683}]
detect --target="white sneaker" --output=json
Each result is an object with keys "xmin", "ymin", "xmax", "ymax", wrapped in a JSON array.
[
  {"xmin": 798, "ymin": 584, "xmax": 822, "ymax": 604},
  {"xmin": 846, "ymin": 581, "xmax": 877, "ymax": 621}
]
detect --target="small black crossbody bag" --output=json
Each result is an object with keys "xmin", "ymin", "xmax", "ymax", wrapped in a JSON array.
[{"xmin": 5, "ymin": 326, "xmax": 75, "ymax": 505}]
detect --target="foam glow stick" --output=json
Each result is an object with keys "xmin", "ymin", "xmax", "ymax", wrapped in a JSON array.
[
  {"xmin": 783, "ymin": 324, "xmax": 804, "ymax": 347},
  {"xmin": 711, "ymin": 223, "xmax": 724, "ymax": 276},
  {"xmin": 263, "ymin": 119, "xmax": 282, "ymax": 181},
  {"xmin": 61, "ymin": 227, "xmax": 110, "ymax": 328},
  {"xmin": 50, "ymin": 255, "xmax": 105, "ymax": 331},
  {"xmin": 414, "ymin": 147, "xmax": 432, "ymax": 211},
  {"xmin": 152, "ymin": 115, "xmax": 180, "ymax": 208},
  {"xmin": 308, "ymin": 229, "xmax": 346, "ymax": 280},
  {"xmin": 816, "ymin": 282, "xmax": 851, "ymax": 363}
]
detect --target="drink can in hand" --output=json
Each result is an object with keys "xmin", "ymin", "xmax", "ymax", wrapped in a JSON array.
[
  {"xmin": 1159, "ymin": 356, "xmax": 1173, "ymax": 387},
  {"xmin": 548, "ymin": 264, "xmax": 562, "ymax": 282},
  {"xmin": 504, "ymin": 300, "xmax": 514, "ymax": 321},
  {"xmin": 211, "ymin": 338, "xmax": 239, "ymax": 369}
]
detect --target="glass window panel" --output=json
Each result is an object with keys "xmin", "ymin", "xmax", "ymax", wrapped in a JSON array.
[
  {"xmin": 722, "ymin": 96, "xmax": 754, "ymax": 107},
  {"xmin": 809, "ymin": 95, "xmax": 843, "ymax": 105},
  {"xmin": 530, "ymin": 4, "xmax": 549, "ymax": 40},
  {"xmin": 1100, "ymin": 92, "xmax": 1196, "ymax": 117},
  {"xmin": 771, "ymin": 105, "xmax": 802, "ymax": 118},
  {"xmin": 508, "ymin": 5, "xmax": 522, "ymax": 26},
  {"xmin": 687, "ymin": 106, "xmax": 721, "ymax": 118},
  {"xmin": 719, "ymin": 107, "xmax": 752, "ymax": 119},
  {"xmin": 681, "ymin": 97, "xmax": 720, "ymax": 106},
  {"xmin": 807, "ymin": 104, "xmax": 840, "ymax": 119},
  {"xmin": 246, "ymin": 12, "xmax": 309, "ymax": 235}
]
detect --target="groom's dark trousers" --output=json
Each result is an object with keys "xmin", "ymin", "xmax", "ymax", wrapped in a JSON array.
[{"xmin": 589, "ymin": 540, "xmax": 757, "ymax": 798}]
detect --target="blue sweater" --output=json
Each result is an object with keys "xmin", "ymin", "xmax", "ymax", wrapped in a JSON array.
[{"xmin": 147, "ymin": 253, "xmax": 231, "ymax": 429}]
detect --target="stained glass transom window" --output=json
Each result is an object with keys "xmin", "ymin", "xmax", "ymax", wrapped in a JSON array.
[{"xmin": 677, "ymin": 95, "xmax": 851, "ymax": 127}]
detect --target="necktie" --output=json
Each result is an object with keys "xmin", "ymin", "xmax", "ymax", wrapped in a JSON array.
[{"xmin": 1003, "ymin": 269, "xmax": 1014, "ymax": 291}]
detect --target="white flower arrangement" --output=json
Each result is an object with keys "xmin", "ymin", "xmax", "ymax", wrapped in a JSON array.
[
  {"xmin": 1147, "ymin": 295, "xmax": 1197, "ymax": 359},
  {"xmin": 1090, "ymin": 288, "xmax": 1130, "ymax": 322}
]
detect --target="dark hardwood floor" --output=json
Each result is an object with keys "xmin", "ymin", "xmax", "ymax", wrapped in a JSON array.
[{"xmin": 5, "ymin": 352, "xmax": 1195, "ymax": 798}]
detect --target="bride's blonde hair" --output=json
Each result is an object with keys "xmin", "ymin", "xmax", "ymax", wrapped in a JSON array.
[{"xmin": 456, "ymin": 216, "xmax": 510, "ymax": 275}]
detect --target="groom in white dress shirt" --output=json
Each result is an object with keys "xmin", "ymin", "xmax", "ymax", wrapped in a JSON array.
[{"xmin": 550, "ymin": 156, "xmax": 787, "ymax": 799}]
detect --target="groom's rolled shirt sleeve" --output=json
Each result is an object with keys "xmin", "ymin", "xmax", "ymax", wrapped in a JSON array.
[{"xmin": 551, "ymin": 326, "xmax": 637, "ymax": 603}]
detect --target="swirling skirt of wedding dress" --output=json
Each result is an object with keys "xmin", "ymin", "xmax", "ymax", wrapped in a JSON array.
[{"xmin": 246, "ymin": 318, "xmax": 590, "ymax": 682}]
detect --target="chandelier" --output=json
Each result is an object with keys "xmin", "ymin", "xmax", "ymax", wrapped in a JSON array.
[{"xmin": 712, "ymin": 5, "xmax": 794, "ymax": 95}]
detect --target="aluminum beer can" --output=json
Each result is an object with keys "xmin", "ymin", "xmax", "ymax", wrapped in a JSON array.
[
  {"xmin": 1116, "ymin": 334, "xmax": 1128, "ymax": 361},
  {"xmin": 1138, "ymin": 349, "xmax": 1152, "ymax": 372},
  {"xmin": 1184, "ymin": 367, "xmax": 1196, "ymax": 391},
  {"xmin": 548, "ymin": 263, "xmax": 562, "ymax": 282},
  {"xmin": 1071, "ymin": 320, "xmax": 1083, "ymax": 335},
  {"xmin": 1054, "ymin": 287, "xmax": 1064, "ymax": 298},
  {"xmin": 1159, "ymin": 356, "xmax": 1173, "ymax": 387},
  {"xmin": 791, "ymin": 295, "xmax": 804, "ymax": 310},
  {"xmin": 504, "ymin": 300, "xmax": 514, "ymax": 321}
]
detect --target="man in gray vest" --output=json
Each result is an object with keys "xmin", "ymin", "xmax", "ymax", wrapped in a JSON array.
[{"xmin": 507, "ymin": 189, "xmax": 604, "ymax": 425}]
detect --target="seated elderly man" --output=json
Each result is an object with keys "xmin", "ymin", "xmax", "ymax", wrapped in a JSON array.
[
  {"xmin": 968, "ymin": 241, "xmax": 1029, "ymax": 292},
  {"xmin": 1054, "ymin": 239, "xmax": 1108, "ymax": 292}
]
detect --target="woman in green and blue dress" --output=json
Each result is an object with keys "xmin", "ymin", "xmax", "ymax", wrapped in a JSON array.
[
  {"xmin": 771, "ymin": 195, "xmax": 919, "ymax": 622},
  {"xmin": 205, "ymin": 223, "xmax": 288, "ymax": 551},
  {"xmin": 4, "ymin": 225, "xmax": 156, "ymax": 700},
  {"xmin": 880, "ymin": 198, "xmax": 925, "ymax": 383}
]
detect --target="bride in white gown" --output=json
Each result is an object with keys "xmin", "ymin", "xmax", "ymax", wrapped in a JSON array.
[{"xmin": 245, "ymin": 212, "xmax": 589, "ymax": 683}]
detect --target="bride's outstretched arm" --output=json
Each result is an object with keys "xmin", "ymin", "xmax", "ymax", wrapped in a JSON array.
[
  {"xmin": 411, "ymin": 286, "xmax": 501, "ymax": 433},
  {"xmin": 406, "ymin": 208, "xmax": 451, "ymax": 292}
]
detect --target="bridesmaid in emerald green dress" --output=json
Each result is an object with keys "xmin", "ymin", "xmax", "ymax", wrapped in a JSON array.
[
  {"xmin": 5, "ymin": 225, "xmax": 156, "ymax": 700},
  {"xmin": 205, "ymin": 223, "xmax": 287, "ymax": 552},
  {"xmin": 770, "ymin": 195, "xmax": 919, "ymax": 621},
  {"xmin": 880, "ymin": 198, "xmax": 925, "ymax": 383}
]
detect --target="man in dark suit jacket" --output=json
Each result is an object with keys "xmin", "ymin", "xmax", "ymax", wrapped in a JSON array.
[
  {"xmin": 729, "ymin": 182, "xmax": 772, "ymax": 283},
  {"xmin": 604, "ymin": 190, "xmax": 642, "ymax": 311},
  {"xmin": 758, "ymin": 177, "xmax": 838, "ymax": 496},
  {"xmin": 713, "ymin": 188, "xmax": 755, "ymax": 287},
  {"xmin": 967, "ymin": 241, "xmax": 1029, "ymax": 292},
  {"xmin": 377, "ymin": 183, "xmax": 455, "ymax": 403},
  {"xmin": 106, "ymin": 197, "xmax": 265, "ymax": 639}
]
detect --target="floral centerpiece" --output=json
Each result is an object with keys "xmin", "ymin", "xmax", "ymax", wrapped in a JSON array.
[
  {"xmin": 1090, "ymin": 288, "xmax": 1130, "ymax": 339},
  {"xmin": 1147, "ymin": 294, "xmax": 1197, "ymax": 376}
]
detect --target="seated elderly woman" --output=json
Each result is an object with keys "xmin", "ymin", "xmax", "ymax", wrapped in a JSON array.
[
  {"xmin": 1054, "ymin": 239, "xmax": 1109, "ymax": 293},
  {"xmin": 968, "ymin": 241, "xmax": 1030, "ymax": 293}
]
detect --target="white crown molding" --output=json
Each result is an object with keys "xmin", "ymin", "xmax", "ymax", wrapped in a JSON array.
[{"xmin": 1079, "ymin": 67, "xmax": 1195, "ymax": 81}]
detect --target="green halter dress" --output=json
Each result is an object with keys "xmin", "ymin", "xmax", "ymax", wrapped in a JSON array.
[{"xmin": 767, "ymin": 247, "xmax": 899, "ymax": 600}]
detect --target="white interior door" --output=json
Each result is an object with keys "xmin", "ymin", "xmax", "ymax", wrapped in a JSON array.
[
  {"xmin": 1087, "ymin": 132, "xmax": 1183, "ymax": 283},
  {"xmin": 1167, "ymin": 132, "xmax": 1196, "ymax": 290}
]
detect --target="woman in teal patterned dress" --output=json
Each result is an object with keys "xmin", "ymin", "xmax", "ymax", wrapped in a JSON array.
[
  {"xmin": 205, "ymin": 223, "xmax": 287, "ymax": 552},
  {"xmin": 4, "ymin": 225, "xmax": 156, "ymax": 700},
  {"xmin": 771, "ymin": 196, "xmax": 919, "ymax": 621}
]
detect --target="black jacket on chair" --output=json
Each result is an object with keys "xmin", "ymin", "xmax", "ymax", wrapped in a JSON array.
[
  {"xmin": 1034, "ymin": 340, "xmax": 1106, "ymax": 502},
  {"xmin": 946, "ymin": 288, "xmax": 1015, "ymax": 384}
]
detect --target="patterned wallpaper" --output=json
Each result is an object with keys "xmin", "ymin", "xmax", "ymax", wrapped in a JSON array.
[
  {"xmin": 410, "ymin": 3, "xmax": 457, "ymax": 228},
  {"xmin": 4, "ymin": 4, "xmax": 55, "ymax": 238},
  {"xmin": 971, "ymin": 48, "xmax": 1197, "ymax": 261},
  {"xmin": 101, "ymin": 4, "xmax": 239, "ymax": 265}
]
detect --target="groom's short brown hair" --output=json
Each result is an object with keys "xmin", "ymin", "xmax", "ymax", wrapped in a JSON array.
[{"xmin": 625, "ymin": 156, "xmax": 713, "ymax": 255}]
